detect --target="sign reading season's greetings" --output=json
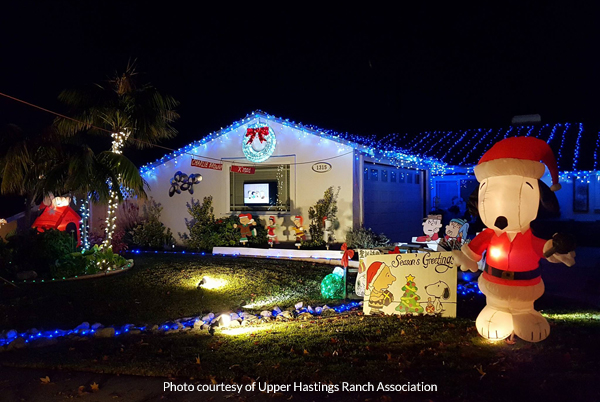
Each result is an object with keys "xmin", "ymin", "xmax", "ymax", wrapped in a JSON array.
[
  {"xmin": 362, "ymin": 252, "xmax": 457, "ymax": 318},
  {"xmin": 231, "ymin": 165, "xmax": 256, "ymax": 174},
  {"xmin": 191, "ymin": 159, "xmax": 223, "ymax": 171},
  {"xmin": 312, "ymin": 162, "xmax": 332, "ymax": 173}
]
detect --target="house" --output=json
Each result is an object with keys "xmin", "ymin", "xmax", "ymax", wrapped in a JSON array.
[
  {"xmin": 135, "ymin": 111, "xmax": 449, "ymax": 244},
  {"xmin": 396, "ymin": 123, "xmax": 600, "ymax": 222}
]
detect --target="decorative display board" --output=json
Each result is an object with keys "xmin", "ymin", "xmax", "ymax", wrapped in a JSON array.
[{"xmin": 363, "ymin": 252, "xmax": 457, "ymax": 317}]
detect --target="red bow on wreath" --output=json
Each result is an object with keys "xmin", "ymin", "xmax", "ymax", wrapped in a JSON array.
[
  {"xmin": 340, "ymin": 243, "xmax": 354, "ymax": 268},
  {"xmin": 245, "ymin": 127, "xmax": 270, "ymax": 145}
]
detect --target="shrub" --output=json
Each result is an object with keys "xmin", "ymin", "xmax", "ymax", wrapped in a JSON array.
[
  {"xmin": 130, "ymin": 200, "xmax": 174, "ymax": 249},
  {"xmin": 181, "ymin": 196, "xmax": 267, "ymax": 250},
  {"xmin": 345, "ymin": 227, "xmax": 390, "ymax": 249},
  {"xmin": 52, "ymin": 246, "xmax": 129, "ymax": 279},
  {"xmin": 304, "ymin": 186, "xmax": 339, "ymax": 248},
  {"xmin": 5, "ymin": 228, "xmax": 77, "ymax": 276}
]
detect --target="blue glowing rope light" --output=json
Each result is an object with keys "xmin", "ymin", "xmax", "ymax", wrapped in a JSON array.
[
  {"xmin": 525, "ymin": 126, "xmax": 534, "ymax": 137},
  {"xmin": 557, "ymin": 123, "xmax": 570, "ymax": 170},
  {"xmin": 460, "ymin": 128, "xmax": 492, "ymax": 165},
  {"xmin": 572, "ymin": 123, "xmax": 584, "ymax": 171},
  {"xmin": 594, "ymin": 131, "xmax": 600, "ymax": 171}
]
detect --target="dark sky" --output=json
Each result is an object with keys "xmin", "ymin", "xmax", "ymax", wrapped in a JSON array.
[{"xmin": 1, "ymin": 2, "xmax": 599, "ymax": 215}]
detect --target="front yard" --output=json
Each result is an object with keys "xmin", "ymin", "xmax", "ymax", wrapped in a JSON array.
[{"xmin": 1, "ymin": 254, "xmax": 599, "ymax": 401}]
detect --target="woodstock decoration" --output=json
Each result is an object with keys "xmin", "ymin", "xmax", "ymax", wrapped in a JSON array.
[{"xmin": 453, "ymin": 137, "xmax": 576, "ymax": 343}]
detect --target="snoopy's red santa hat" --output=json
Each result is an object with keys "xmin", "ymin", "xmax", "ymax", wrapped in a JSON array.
[{"xmin": 474, "ymin": 137, "xmax": 561, "ymax": 191}]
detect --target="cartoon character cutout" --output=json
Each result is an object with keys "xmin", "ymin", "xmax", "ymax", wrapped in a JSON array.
[
  {"xmin": 415, "ymin": 214, "xmax": 442, "ymax": 242},
  {"xmin": 424, "ymin": 280, "xmax": 450, "ymax": 314},
  {"xmin": 266, "ymin": 216, "xmax": 279, "ymax": 247},
  {"xmin": 292, "ymin": 215, "xmax": 307, "ymax": 249},
  {"xmin": 444, "ymin": 218, "xmax": 469, "ymax": 241},
  {"xmin": 233, "ymin": 213, "xmax": 257, "ymax": 245},
  {"xmin": 453, "ymin": 137, "xmax": 576, "ymax": 343},
  {"xmin": 365, "ymin": 261, "xmax": 397, "ymax": 314}
]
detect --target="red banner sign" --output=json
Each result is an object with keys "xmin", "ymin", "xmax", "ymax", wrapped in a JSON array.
[
  {"xmin": 231, "ymin": 165, "xmax": 256, "ymax": 174},
  {"xmin": 191, "ymin": 159, "xmax": 223, "ymax": 170}
]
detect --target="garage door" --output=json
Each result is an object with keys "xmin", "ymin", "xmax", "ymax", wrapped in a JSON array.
[{"xmin": 363, "ymin": 163, "xmax": 425, "ymax": 243}]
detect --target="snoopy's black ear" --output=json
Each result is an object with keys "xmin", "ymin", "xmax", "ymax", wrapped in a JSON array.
[{"xmin": 443, "ymin": 287, "xmax": 450, "ymax": 300}]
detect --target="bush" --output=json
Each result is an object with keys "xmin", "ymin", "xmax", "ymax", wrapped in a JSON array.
[
  {"xmin": 5, "ymin": 228, "xmax": 77, "ymax": 276},
  {"xmin": 304, "ymin": 186, "xmax": 340, "ymax": 248},
  {"xmin": 181, "ymin": 196, "xmax": 267, "ymax": 250},
  {"xmin": 52, "ymin": 246, "xmax": 129, "ymax": 279},
  {"xmin": 130, "ymin": 200, "xmax": 174, "ymax": 249},
  {"xmin": 345, "ymin": 227, "xmax": 390, "ymax": 249}
]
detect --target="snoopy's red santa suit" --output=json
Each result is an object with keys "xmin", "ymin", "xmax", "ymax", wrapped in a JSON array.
[{"xmin": 454, "ymin": 137, "xmax": 575, "ymax": 342}]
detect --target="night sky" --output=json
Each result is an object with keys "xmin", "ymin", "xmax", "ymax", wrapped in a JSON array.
[{"xmin": 1, "ymin": 2, "xmax": 599, "ymax": 214}]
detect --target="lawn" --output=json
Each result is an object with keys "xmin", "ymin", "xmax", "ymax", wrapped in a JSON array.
[{"xmin": 1, "ymin": 254, "xmax": 600, "ymax": 401}]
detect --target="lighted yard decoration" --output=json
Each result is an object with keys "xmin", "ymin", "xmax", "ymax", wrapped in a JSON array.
[
  {"xmin": 320, "ymin": 267, "xmax": 345, "ymax": 299},
  {"xmin": 32, "ymin": 195, "xmax": 81, "ymax": 246},
  {"xmin": 363, "ymin": 252, "xmax": 457, "ymax": 317},
  {"xmin": 292, "ymin": 215, "xmax": 307, "ymax": 248},
  {"xmin": 453, "ymin": 137, "xmax": 576, "ymax": 342},
  {"xmin": 233, "ymin": 213, "xmax": 257, "ymax": 245},
  {"xmin": 413, "ymin": 214, "xmax": 442, "ymax": 243},
  {"xmin": 266, "ymin": 216, "xmax": 279, "ymax": 247}
]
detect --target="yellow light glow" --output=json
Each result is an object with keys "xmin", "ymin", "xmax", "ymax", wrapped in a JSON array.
[
  {"xmin": 198, "ymin": 276, "xmax": 228, "ymax": 290},
  {"xmin": 220, "ymin": 314, "xmax": 231, "ymax": 327},
  {"xmin": 221, "ymin": 325, "xmax": 272, "ymax": 336},
  {"xmin": 489, "ymin": 247, "xmax": 503, "ymax": 259}
]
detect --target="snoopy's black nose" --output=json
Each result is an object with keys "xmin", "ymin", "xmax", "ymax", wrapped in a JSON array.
[{"xmin": 494, "ymin": 216, "xmax": 508, "ymax": 230}]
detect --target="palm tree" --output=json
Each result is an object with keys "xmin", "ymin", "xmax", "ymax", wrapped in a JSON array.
[
  {"xmin": 0, "ymin": 125, "xmax": 58, "ymax": 229},
  {"xmin": 55, "ymin": 61, "xmax": 179, "ymax": 248},
  {"xmin": 41, "ymin": 134, "xmax": 147, "ymax": 249}
]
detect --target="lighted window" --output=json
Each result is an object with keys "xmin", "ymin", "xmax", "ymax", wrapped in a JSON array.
[
  {"xmin": 230, "ymin": 165, "xmax": 290, "ymax": 211},
  {"xmin": 371, "ymin": 169, "xmax": 378, "ymax": 181}
]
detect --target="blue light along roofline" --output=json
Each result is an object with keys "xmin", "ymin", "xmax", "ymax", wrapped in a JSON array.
[{"xmin": 139, "ymin": 110, "xmax": 448, "ymax": 176}]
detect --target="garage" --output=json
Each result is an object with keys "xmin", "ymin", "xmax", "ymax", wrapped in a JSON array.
[{"xmin": 363, "ymin": 162, "xmax": 425, "ymax": 243}]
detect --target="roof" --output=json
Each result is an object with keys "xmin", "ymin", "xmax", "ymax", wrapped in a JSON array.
[
  {"xmin": 384, "ymin": 122, "xmax": 600, "ymax": 174},
  {"xmin": 139, "ymin": 111, "xmax": 600, "ymax": 179},
  {"xmin": 139, "ymin": 110, "xmax": 449, "ymax": 177}
]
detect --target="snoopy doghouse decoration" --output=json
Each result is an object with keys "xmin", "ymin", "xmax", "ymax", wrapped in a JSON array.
[
  {"xmin": 453, "ymin": 137, "xmax": 576, "ymax": 343},
  {"xmin": 363, "ymin": 252, "xmax": 457, "ymax": 317},
  {"xmin": 32, "ymin": 196, "xmax": 81, "ymax": 246}
]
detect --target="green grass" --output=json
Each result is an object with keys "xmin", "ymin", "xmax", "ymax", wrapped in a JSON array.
[
  {"xmin": 1, "ymin": 254, "xmax": 600, "ymax": 401},
  {"xmin": 0, "ymin": 254, "xmax": 333, "ymax": 331}
]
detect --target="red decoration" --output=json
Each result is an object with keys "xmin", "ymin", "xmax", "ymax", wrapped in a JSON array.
[
  {"xmin": 245, "ymin": 127, "xmax": 270, "ymax": 145},
  {"xmin": 191, "ymin": 159, "xmax": 223, "ymax": 170},
  {"xmin": 231, "ymin": 165, "xmax": 255, "ymax": 174},
  {"xmin": 340, "ymin": 243, "xmax": 354, "ymax": 268},
  {"xmin": 388, "ymin": 246, "xmax": 401, "ymax": 254}
]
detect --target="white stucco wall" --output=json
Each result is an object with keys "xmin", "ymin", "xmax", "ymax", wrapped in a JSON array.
[{"xmin": 142, "ymin": 117, "xmax": 356, "ymax": 244}]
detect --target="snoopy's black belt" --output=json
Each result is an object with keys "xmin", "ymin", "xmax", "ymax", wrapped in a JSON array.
[{"xmin": 485, "ymin": 263, "xmax": 541, "ymax": 281}]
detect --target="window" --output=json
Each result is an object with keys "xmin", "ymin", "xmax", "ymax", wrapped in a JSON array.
[
  {"xmin": 371, "ymin": 169, "xmax": 378, "ymax": 181},
  {"xmin": 415, "ymin": 172, "xmax": 420, "ymax": 184},
  {"xmin": 391, "ymin": 171, "xmax": 396, "ymax": 182},
  {"xmin": 230, "ymin": 165, "xmax": 290, "ymax": 211},
  {"xmin": 407, "ymin": 173, "xmax": 413, "ymax": 184},
  {"xmin": 382, "ymin": 170, "xmax": 388, "ymax": 182},
  {"xmin": 399, "ymin": 172, "xmax": 405, "ymax": 183},
  {"xmin": 364, "ymin": 167, "xmax": 368, "ymax": 181}
]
